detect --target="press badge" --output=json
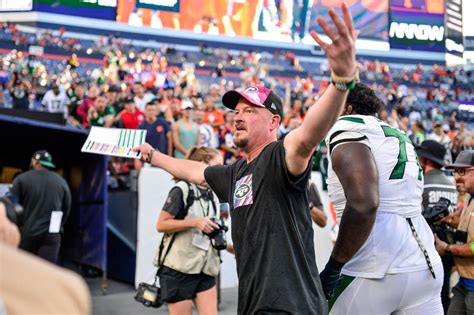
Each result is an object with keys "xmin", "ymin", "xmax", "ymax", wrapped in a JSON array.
[
  {"xmin": 48, "ymin": 211, "xmax": 63, "ymax": 233},
  {"xmin": 192, "ymin": 232, "xmax": 210, "ymax": 251}
]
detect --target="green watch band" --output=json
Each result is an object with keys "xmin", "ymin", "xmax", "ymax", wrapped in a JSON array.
[{"xmin": 331, "ymin": 80, "xmax": 357, "ymax": 91}]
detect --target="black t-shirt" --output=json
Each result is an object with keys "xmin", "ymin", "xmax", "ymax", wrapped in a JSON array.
[
  {"xmin": 162, "ymin": 187, "xmax": 185, "ymax": 217},
  {"xmin": 204, "ymin": 141, "xmax": 327, "ymax": 314},
  {"xmin": 11, "ymin": 169, "xmax": 71, "ymax": 237}
]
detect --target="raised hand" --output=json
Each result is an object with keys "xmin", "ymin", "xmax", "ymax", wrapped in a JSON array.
[{"xmin": 310, "ymin": 2, "xmax": 358, "ymax": 78}]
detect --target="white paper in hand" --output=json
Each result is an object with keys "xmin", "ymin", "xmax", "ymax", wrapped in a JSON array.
[{"xmin": 81, "ymin": 127, "xmax": 147, "ymax": 159}]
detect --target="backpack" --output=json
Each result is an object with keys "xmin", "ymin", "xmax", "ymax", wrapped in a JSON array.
[{"xmin": 153, "ymin": 181, "xmax": 215, "ymax": 267}]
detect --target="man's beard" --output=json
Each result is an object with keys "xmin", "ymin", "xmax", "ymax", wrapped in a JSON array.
[{"xmin": 235, "ymin": 138, "xmax": 248, "ymax": 148}]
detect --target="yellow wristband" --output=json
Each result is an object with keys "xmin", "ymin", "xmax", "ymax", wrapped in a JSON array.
[{"xmin": 330, "ymin": 70, "xmax": 360, "ymax": 84}]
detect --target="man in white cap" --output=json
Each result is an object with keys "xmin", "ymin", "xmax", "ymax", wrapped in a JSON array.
[{"xmin": 135, "ymin": 4, "xmax": 358, "ymax": 313}]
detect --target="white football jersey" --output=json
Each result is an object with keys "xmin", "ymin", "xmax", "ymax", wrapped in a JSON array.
[{"xmin": 326, "ymin": 115, "xmax": 441, "ymax": 278}]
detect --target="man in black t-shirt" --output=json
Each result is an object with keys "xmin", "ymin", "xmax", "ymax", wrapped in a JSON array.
[
  {"xmin": 135, "ymin": 4, "xmax": 358, "ymax": 313},
  {"xmin": 10, "ymin": 150, "xmax": 71, "ymax": 264}
]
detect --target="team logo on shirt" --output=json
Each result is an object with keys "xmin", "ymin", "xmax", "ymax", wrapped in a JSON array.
[
  {"xmin": 233, "ymin": 174, "xmax": 253, "ymax": 208},
  {"xmin": 244, "ymin": 87, "xmax": 259, "ymax": 93}
]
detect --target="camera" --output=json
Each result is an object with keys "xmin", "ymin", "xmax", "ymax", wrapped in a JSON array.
[
  {"xmin": 453, "ymin": 229, "xmax": 468, "ymax": 244},
  {"xmin": 422, "ymin": 198, "xmax": 469, "ymax": 245},
  {"xmin": 0, "ymin": 192, "xmax": 23, "ymax": 225},
  {"xmin": 423, "ymin": 197, "xmax": 451, "ymax": 227},
  {"xmin": 204, "ymin": 218, "xmax": 228, "ymax": 250},
  {"xmin": 134, "ymin": 282, "xmax": 163, "ymax": 308}
]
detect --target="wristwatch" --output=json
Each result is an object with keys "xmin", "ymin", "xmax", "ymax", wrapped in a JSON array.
[
  {"xmin": 445, "ymin": 244, "xmax": 451, "ymax": 253},
  {"xmin": 331, "ymin": 71, "xmax": 360, "ymax": 91},
  {"xmin": 146, "ymin": 148, "xmax": 155, "ymax": 164}
]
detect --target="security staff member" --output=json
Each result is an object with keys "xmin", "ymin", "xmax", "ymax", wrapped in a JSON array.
[
  {"xmin": 435, "ymin": 150, "xmax": 474, "ymax": 314},
  {"xmin": 11, "ymin": 150, "xmax": 71, "ymax": 264},
  {"xmin": 416, "ymin": 140, "xmax": 457, "ymax": 312}
]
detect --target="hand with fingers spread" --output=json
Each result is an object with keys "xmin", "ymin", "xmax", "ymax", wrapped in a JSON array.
[
  {"xmin": 193, "ymin": 217, "xmax": 220, "ymax": 234},
  {"xmin": 310, "ymin": 2, "xmax": 358, "ymax": 78}
]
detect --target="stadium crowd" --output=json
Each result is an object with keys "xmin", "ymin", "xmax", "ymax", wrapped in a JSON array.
[
  {"xmin": 1, "ymin": 8, "xmax": 474, "ymax": 314},
  {"xmin": 1, "ymin": 22, "xmax": 474, "ymax": 170}
]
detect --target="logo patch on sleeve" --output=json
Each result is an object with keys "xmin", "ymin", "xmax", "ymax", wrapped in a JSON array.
[{"xmin": 233, "ymin": 174, "xmax": 253, "ymax": 208}]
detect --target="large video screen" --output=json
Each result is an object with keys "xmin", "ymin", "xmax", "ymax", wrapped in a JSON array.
[
  {"xmin": 389, "ymin": 0, "xmax": 445, "ymax": 52},
  {"xmin": 34, "ymin": 0, "xmax": 117, "ymax": 20},
  {"xmin": 309, "ymin": 0, "xmax": 389, "ymax": 41},
  {"xmin": 117, "ymin": 0, "xmax": 389, "ymax": 43}
]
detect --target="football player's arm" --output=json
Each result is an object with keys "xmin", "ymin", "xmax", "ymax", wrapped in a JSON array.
[
  {"xmin": 331, "ymin": 143, "xmax": 379, "ymax": 262},
  {"xmin": 319, "ymin": 142, "xmax": 378, "ymax": 298}
]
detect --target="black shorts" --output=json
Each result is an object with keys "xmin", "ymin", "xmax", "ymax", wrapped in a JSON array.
[{"xmin": 159, "ymin": 266, "xmax": 216, "ymax": 303}]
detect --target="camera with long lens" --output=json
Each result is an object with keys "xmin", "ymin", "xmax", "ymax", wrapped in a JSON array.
[
  {"xmin": 203, "ymin": 218, "xmax": 228, "ymax": 250},
  {"xmin": 0, "ymin": 192, "xmax": 23, "ymax": 225}
]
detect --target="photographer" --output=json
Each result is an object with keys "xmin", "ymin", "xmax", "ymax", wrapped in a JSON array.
[
  {"xmin": 156, "ymin": 147, "xmax": 224, "ymax": 315},
  {"xmin": 416, "ymin": 140, "xmax": 458, "ymax": 312},
  {"xmin": 435, "ymin": 150, "xmax": 474, "ymax": 314}
]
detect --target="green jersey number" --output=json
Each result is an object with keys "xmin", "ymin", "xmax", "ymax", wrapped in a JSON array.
[{"xmin": 381, "ymin": 125, "xmax": 422, "ymax": 180}]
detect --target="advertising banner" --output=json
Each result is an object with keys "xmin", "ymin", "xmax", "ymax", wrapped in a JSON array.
[
  {"xmin": 445, "ymin": 0, "xmax": 463, "ymax": 57},
  {"xmin": 389, "ymin": 0, "xmax": 445, "ymax": 51}
]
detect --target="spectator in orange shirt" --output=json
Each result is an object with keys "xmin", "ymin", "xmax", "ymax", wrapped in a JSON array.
[
  {"xmin": 283, "ymin": 98, "xmax": 305, "ymax": 127},
  {"xmin": 203, "ymin": 96, "xmax": 225, "ymax": 131}
]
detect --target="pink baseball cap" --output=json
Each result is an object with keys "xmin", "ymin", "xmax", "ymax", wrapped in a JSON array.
[{"xmin": 222, "ymin": 86, "xmax": 283, "ymax": 118}]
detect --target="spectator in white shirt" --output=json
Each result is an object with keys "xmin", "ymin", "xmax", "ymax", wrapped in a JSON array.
[
  {"xmin": 41, "ymin": 84, "xmax": 69, "ymax": 118},
  {"xmin": 133, "ymin": 82, "xmax": 154, "ymax": 112}
]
